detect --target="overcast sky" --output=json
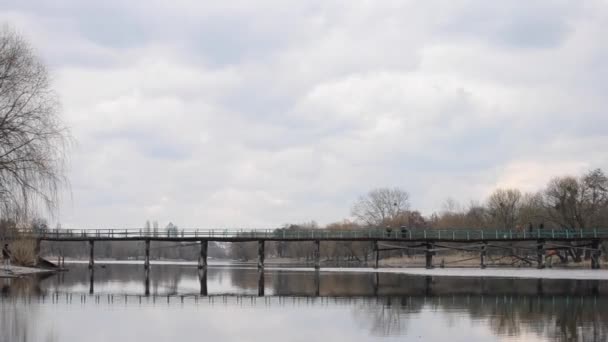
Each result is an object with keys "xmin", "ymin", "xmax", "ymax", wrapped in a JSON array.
[{"xmin": 1, "ymin": 1, "xmax": 607, "ymax": 228}]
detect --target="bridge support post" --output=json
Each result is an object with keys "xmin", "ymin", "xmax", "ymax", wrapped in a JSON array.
[
  {"xmin": 537, "ymin": 239, "xmax": 545, "ymax": 269},
  {"xmin": 425, "ymin": 243, "xmax": 434, "ymax": 269},
  {"xmin": 257, "ymin": 240, "xmax": 265, "ymax": 270},
  {"xmin": 198, "ymin": 240, "xmax": 208, "ymax": 269},
  {"xmin": 591, "ymin": 239, "xmax": 601, "ymax": 269},
  {"xmin": 480, "ymin": 242, "xmax": 487, "ymax": 269},
  {"xmin": 144, "ymin": 240, "xmax": 150, "ymax": 270},
  {"xmin": 88, "ymin": 240, "xmax": 95, "ymax": 269},
  {"xmin": 374, "ymin": 241, "xmax": 379, "ymax": 269},
  {"xmin": 34, "ymin": 239, "xmax": 41, "ymax": 266},
  {"xmin": 314, "ymin": 240, "xmax": 320, "ymax": 270}
]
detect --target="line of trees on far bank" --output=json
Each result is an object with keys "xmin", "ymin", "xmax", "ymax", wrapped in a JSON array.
[{"xmin": 228, "ymin": 168, "xmax": 608, "ymax": 263}]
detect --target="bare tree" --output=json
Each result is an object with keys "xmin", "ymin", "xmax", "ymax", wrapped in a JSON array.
[
  {"xmin": 544, "ymin": 176, "xmax": 583, "ymax": 229},
  {"xmin": 487, "ymin": 189, "xmax": 522, "ymax": 229},
  {"xmin": 0, "ymin": 26, "xmax": 69, "ymax": 220},
  {"xmin": 351, "ymin": 187, "xmax": 410, "ymax": 226},
  {"xmin": 544, "ymin": 169, "xmax": 608, "ymax": 230}
]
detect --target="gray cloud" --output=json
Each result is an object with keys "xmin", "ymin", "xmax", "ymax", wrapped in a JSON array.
[{"xmin": 1, "ymin": 1, "xmax": 607, "ymax": 228}]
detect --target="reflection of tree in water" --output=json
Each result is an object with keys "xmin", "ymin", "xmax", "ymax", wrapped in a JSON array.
[
  {"xmin": 352, "ymin": 297, "xmax": 424, "ymax": 336},
  {"xmin": 350, "ymin": 294, "xmax": 608, "ymax": 341},
  {"xmin": 1, "ymin": 278, "xmax": 57, "ymax": 342},
  {"xmin": 4, "ymin": 265, "xmax": 608, "ymax": 342}
]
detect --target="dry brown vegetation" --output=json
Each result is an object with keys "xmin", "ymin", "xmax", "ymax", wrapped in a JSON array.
[{"xmin": 8, "ymin": 238, "xmax": 37, "ymax": 266}]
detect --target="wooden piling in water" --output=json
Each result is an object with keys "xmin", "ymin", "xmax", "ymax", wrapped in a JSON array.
[
  {"xmin": 34, "ymin": 239, "xmax": 41, "ymax": 266},
  {"xmin": 591, "ymin": 239, "xmax": 601, "ymax": 269},
  {"xmin": 314, "ymin": 240, "xmax": 320, "ymax": 269},
  {"xmin": 374, "ymin": 241, "xmax": 379, "ymax": 269},
  {"xmin": 425, "ymin": 243, "xmax": 433, "ymax": 269},
  {"xmin": 537, "ymin": 239, "xmax": 545, "ymax": 269},
  {"xmin": 198, "ymin": 240, "xmax": 208, "ymax": 269},
  {"xmin": 88, "ymin": 240, "xmax": 95, "ymax": 269},
  {"xmin": 144, "ymin": 240, "xmax": 150, "ymax": 270},
  {"xmin": 480, "ymin": 242, "xmax": 487, "ymax": 269},
  {"xmin": 258, "ymin": 240, "xmax": 265, "ymax": 270}
]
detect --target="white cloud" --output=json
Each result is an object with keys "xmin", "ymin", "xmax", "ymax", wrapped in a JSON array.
[{"xmin": 1, "ymin": 1, "xmax": 607, "ymax": 227}]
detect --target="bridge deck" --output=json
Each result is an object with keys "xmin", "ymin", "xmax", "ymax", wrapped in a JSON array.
[{"xmin": 8, "ymin": 228, "xmax": 608, "ymax": 242}]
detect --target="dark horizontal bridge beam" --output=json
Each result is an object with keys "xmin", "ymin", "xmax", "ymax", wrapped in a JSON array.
[{"xmin": 11, "ymin": 228, "xmax": 608, "ymax": 243}]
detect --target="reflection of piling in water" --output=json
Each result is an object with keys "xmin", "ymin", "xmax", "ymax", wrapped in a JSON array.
[
  {"xmin": 314, "ymin": 270, "xmax": 320, "ymax": 296},
  {"xmin": 258, "ymin": 270, "xmax": 264, "ymax": 297},
  {"xmin": 372, "ymin": 272, "xmax": 380, "ymax": 297},
  {"xmin": 592, "ymin": 280, "xmax": 600, "ymax": 295},
  {"xmin": 199, "ymin": 269, "xmax": 207, "ymax": 296},
  {"xmin": 425, "ymin": 276, "xmax": 432, "ymax": 296},
  {"xmin": 144, "ymin": 268, "xmax": 150, "ymax": 296},
  {"xmin": 88, "ymin": 269, "xmax": 94, "ymax": 295},
  {"xmin": 536, "ymin": 278, "xmax": 543, "ymax": 295}
]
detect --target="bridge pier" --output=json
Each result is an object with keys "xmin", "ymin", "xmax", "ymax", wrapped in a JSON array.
[
  {"xmin": 144, "ymin": 240, "xmax": 150, "ymax": 270},
  {"xmin": 198, "ymin": 240, "xmax": 208, "ymax": 269},
  {"xmin": 480, "ymin": 242, "xmax": 487, "ymax": 269},
  {"xmin": 374, "ymin": 241, "xmax": 379, "ymax": 269},
  {"xmin": 591, "ymin": 239, "xmax": 601, "ymax": 269},
  {"xmin": 258, "ymin": 240, "xmax": 265, "ymax": 270},
  {"xmin": 537, "ymin": 239, "xmax": 545, "ymax": 269},
  {"xmin": 314, "ymin": 240, "xmax": 320, "ymax": 269},
  {"xmin": 88, "ymin": 240, "xmax": 95, "ymax": 269},
  {"xmin": 34, "ymin": 239, "xmax": 41, "ymax": 266},
  {"xmin": 425, "ymin": 243, "xmax": 434, "ymax": 269}
]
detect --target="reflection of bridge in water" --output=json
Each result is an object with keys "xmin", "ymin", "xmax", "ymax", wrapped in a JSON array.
[
  {"xmin": 42, "ymin": 267, "xmax": 608, "ymax": 299},
  {"xmin": 10, "ymin": 228, "xmax": 608, "ymax": 269},
  {"xmin": 4, "ymin": 292, "xmax": 606, "ymax": 309},
  {"xmin": 3, "ymin": 264, "xmax": 607, "ymax": 342}
]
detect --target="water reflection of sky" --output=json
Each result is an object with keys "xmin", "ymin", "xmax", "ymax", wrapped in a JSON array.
[
  {"xmin": 3, "ymin": 301, "xmax": 498, "ymax": 342},
  {"xmin": 1, "ymin": 264, "xmax": 607, "ymax": 342}
]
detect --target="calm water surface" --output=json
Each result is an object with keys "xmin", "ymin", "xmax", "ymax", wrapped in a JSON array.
[{"xmin": 1, "ymin": 264, "xmax": 608, "ymax": 342}]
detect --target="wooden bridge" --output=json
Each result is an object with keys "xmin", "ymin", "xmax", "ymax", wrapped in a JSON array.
[{"xmin": 8, "ymin": 227, "xmax": 608, "ymax": 270}]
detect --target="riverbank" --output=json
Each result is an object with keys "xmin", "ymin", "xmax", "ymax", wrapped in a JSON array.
[
  {"xmin": 303, "ymin": 267, "xmax": 608, "ymax": 280},
  {"xmin": 0, "ymin": 265, "xmax": 56, "ymax": 278}
]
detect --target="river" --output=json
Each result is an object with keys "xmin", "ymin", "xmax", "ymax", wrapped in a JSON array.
[{"xmin": 1, "ymin": 263, "xmax": 607, "ymax": 341}]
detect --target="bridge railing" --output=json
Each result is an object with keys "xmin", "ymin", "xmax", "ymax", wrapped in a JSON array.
[{"xmin": 5, "ymin": 228, "xmax": 608, "ymax": 240}]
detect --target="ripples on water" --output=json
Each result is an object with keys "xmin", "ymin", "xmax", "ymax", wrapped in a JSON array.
[{"xmin": 1, "ymin": 264, "xmax": 608, "ymax": 342}]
